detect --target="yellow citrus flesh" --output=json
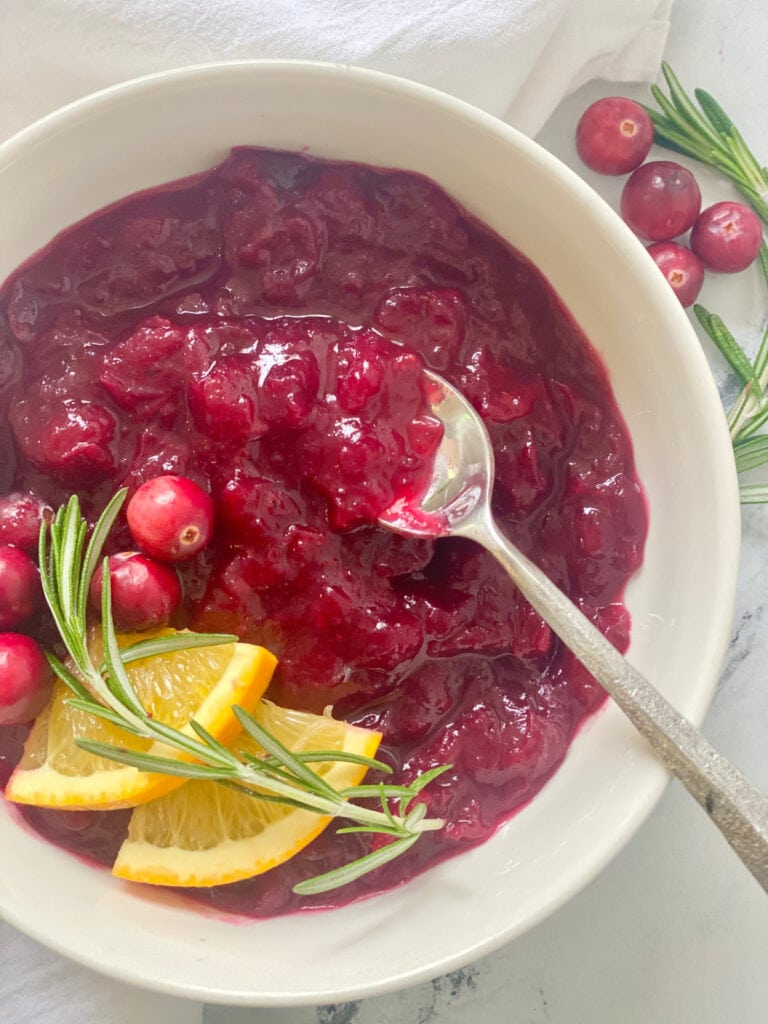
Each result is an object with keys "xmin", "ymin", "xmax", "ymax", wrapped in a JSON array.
[
  {"xmin": 5, "ymin": 633, "xmax": 277, "ymax": 811},
  {"xmin": 112, "ymin": 700, "xmax": 381, "ymax": 887}
]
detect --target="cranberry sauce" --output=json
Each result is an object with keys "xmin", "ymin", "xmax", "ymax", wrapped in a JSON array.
[{"xmin": 0, "ymin": 148, "xmax": 647, "ymax": 916}]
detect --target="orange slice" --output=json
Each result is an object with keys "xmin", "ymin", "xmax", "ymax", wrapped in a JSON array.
[
  {"xmin": 6, "ymin": 632, "xmax": 276, "ymax": 811},
  {"xmin": 112, "ymin": 700, "xmax": 381, "ymax": 887}
]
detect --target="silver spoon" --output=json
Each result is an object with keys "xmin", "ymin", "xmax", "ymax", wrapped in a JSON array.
[{"xmin": 379, "ymin": 370, "xmax": 768, "ymax": 892}]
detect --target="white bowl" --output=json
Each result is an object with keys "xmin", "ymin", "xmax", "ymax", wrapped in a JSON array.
[{"xmin": 0, "ymin": 61, "xmax": 740, "ymax": 1005}]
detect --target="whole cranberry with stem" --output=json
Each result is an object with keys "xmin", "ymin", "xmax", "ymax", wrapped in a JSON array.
[
  {"xmin": 0, "ymin": 545, "xmax": 40, "ymax": 629},
  {"xmin": 0, "ymin": 492, "xmax": 53, "ymax": 552},
  {"xmin": 690, "ymin": 201, "xmax": 763, "ymax": 273},
  {"xmin": 127, "ymin": 474, "xmax": 214, "ymax": 563},
  {"xmin": 576, "ymin": 97, "xmax": 654, "ymax": 175},
  {"xmin": 0, "ymin": 633, "xmax": 53, "ymax": 725},
  {"xmin": 90, "ymin": 552, "xmax": 182, "ymax": 632},
  {"xmin": 647, "ymin": 242, "xmax": 705, "ymax": 308},
  {"xmin": 621, "ymin": 161, "xmax": 702, "ymax": 241}
]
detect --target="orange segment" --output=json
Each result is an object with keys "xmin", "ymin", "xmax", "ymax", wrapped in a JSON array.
[
  {"xmin": 5, "ymin": 633, "xmax": 276, "ymax": 810},
  {"xmin": 112, "ymin": 700, "xmax": 381, "ymax": 887}
]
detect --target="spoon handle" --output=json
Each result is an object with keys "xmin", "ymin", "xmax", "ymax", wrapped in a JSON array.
[{"xmin": 462, "ymin": 510, "xmax": 768, "ymax": 893}]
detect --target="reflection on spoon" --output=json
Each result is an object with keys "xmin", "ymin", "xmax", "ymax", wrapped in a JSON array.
[{"xmin": 379, "ymin": 370, "xmax": 768, "ymax": 892}]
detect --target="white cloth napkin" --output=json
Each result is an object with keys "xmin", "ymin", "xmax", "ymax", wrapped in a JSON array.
[
  {"xmin": 0, "ymin": 1, "xmax": 671, "ymax": 1022},
  {"xmin": 0, "ymin": 0, "xmax": 671, "ymax": 142}
]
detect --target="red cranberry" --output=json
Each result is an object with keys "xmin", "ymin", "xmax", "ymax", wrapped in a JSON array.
[
  {"xmin": 576, "ymin": 97, "xmax": 654, "ymax": 174},
  {"xmin": 690, "ymin": 201, "xmax": 763, "ymax": 273},
  {"xmin": 0, "ymin": 492, "xmax": 52, "ymax": 552},
  {"xmin": 647, "ymin": 242, "xmax": 705, "ymax": 307},
  {"xmin": 0, "ymin": 545, "xmax": 40, "ymax": 629},
  {"xmin": 126, "ymin": 475, "xmax": 214, "ymax": 563},
  {"xmin": 0, "ymin": 633, "xmax": 53, "ymax": 725},
  {"xmin": 10, "ymin": 396, "xmax": 117, "ymax": 483},
  {"xmin": 90, "ymin": 552, "xmax": 182, "ymax": 632},
  {"xmin": 620, "ymin": 161, "xmax": 701, "ymax": 241}
]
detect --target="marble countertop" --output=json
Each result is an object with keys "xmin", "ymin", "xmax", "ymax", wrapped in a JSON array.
[{"xmin": 3, "ymin": 2, "xmax": 767, "ymax": 1023}]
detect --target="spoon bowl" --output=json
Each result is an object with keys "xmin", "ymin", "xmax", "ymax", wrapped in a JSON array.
[{"xmin": 381, "ymin": 370, "xmax": 768, "ymax": 892}]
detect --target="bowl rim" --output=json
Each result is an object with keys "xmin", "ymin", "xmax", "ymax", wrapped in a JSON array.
[{"xmin": 0, "ymin": 58, "xmax": 741, "ymax": 1005}]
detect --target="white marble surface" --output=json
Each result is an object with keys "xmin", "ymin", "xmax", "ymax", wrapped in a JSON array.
[
  {"xmin": 3, "ymin": 2, "xmax": 767, "ymax": 1023},
  {"xmin": 202, "ymin": 5, "xmax": 768, "ymax": 1023}
]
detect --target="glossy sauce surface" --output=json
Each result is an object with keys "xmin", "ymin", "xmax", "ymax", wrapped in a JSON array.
[{"xmin": 0, "ymin": 148, "xmax": 647, "ymax": 915}]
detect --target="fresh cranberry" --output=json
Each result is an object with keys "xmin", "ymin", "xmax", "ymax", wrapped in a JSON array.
[
  {"xmin": 0, "ymin": 633, "xmax": 53, "ymax": 725},
  {"xmin": 647, "ymin": 242, "xmax": 704, "ymax": 307},
  {"xmin": 576, "ymin": 97, "xmax": 654, "ymax": 175},
  {"xmin": 620, "ymin": 161, "xmax": 701, "ymax": 241},
  {"xmin": 126, "ymin": 475, "xmax": 214, "ymax": 562},
  {"xmin": 690, "ymin": 201, "xmax": 763, "ymax": 273},
  {"xmin": 90, "ymin": 552, "xmax": 182, "ymax": 632},
  {"xmin": 0, "ymin": 493, "xmax": 52, "ymax": 552},
  {"xmin": 0, "ymin": 545, "xmax": 40, "ymax": 629}
]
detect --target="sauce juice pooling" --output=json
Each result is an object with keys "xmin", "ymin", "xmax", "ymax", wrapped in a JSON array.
[{"xmin": 0, "ymin": 148, "xmax": 647, "ymax": 916}]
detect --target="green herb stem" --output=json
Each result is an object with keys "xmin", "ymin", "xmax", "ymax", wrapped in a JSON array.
[{"xmin": 650, "ymin": 66, "xmax": 768, "ymax": 493}]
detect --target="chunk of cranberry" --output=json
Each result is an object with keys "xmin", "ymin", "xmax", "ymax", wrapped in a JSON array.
[
  {"xmin": 127, "ymin": 475, "xmax": 214, "ymax": 563},
  {"xmin": 621, "ymin": 161, "xmax": 701, "ymax": 241},
  {"xmin": 0, "ymin": 633, "xmax": 53, "ymax": 725},
  {"xmin": 690, "ymin": 201, "xmax": 763, "ymax": 273},
  {"xmin": 576, "ymin": 97, "xmax": 654, "ymax": 174},
  {"xmin": 0, "ymin": 545, "xmax": 40, "ymax": 629},
  {"xmin": 334, "ymin": 331, "xmax": 388, "ymax": 414},
  {"xmin": 218, "ymin": 470, "xmax": 302, "ymax": 542},
  {"xmin": 299, "ymin": 414, "xmax": 396, "ymax": 530},
  {"xmin": 188, "ymin": 353, "xmax": 266, "ymax": 442},
  {"xmin": 0, "ymin": 493, "xmax": 52, "ymax": 552},
  {"xmin": 10, "ymin": 395, "xmax": 117, "ymax": 483},
  {"xmin": 90, "ymin": 552, "xmax": 182, "ymax": 632},
  {"xmin": 257, "ymin": 346, "xmax": 320, "ymax": 429},
  {"xmin": 647, "ymin": 242, "xmax": 704, "ymax": 307},
  {"xmin": 239, "ymin": 212, "xmax": 321, "ymax": 305},
  {"xmin": 99, "ymin": 316, "xmax": 186, "ymax": 413},
  {"xmin": 373, "ymin": 288, "xmax": 466, "ymax": 371}
]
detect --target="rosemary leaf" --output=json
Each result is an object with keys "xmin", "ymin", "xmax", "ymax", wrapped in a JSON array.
[
  {"xmin": 66, "ymin": 699, "xmax": 148, "ymax": 735},
  {"xmin": 733, "ymin": 436, "xmax": 768, "ymax": 473},
  {"xmin": 116, "ymin": 631, "xmax": 238, "ymax": 667},
  {"xmin": 660, "ymin": 64, "xmax": 727, "ymax": 153},
  {"xmin": 730, "ymin": 128, "xmax": 768, "ymax": 189},
  {"xmin": 753, "ymin": 319, "xmax": 768, "ymax": 382},
  {"xmin": 404, "ymin": 764, "xmax": 453, "ymax": 794},
  {"xmin": 694, "ymin": 87, "xmax": 735, "ymax": 135},
  {"xmin": 293, "ymin": 834, "xmax": 420, "ymax": 895},
  {"xmin": 739, "ymin": 483, "xmax": 768, "ymax": 504},
  {"xmin": 693, "ymin": 305, "xmax": 758, "ymax": 388},
  {"xmin": 232, "ymin": 705, "xmax": 340, "ymax": 801},
  {"xmin": 46, "ymin": 652, "xmax": 92, "ymax": 701},
  {"xmin": 100, "ymin": 567, "xmax": 150, "ymax": 721},
  {"xmin": 75, "ymin": 740, "xmax": 236, "ymax": 780},
  {"xmin": 341, "ymin": 784, "xmax": 420, "ymax": 800},
  {"xmin": 188, "ymin": 719, "xmax": 236, "ymax": 760},
  {"xmin": 79, "ymin": 488, "xmax": 127, "ymax": 623},
  {"xmin": 265, "ymin": 750, "xmax": 393, "ymax": 772},
  {"xmin": 403, "ymin": 802, "xmax": 428, "ymax": 830},
  {"xmin": 734, "ymin": 401, "xmax": 768, "ymax": 443}
]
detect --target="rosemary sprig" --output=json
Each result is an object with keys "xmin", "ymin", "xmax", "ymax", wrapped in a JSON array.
[
  {"xmin": 646, "ymin": 63, "xmax": 768, "ymax": 502},
  {"xmin": 39, "ymin": 490, "xmax": 448, "ymax": 895}
]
